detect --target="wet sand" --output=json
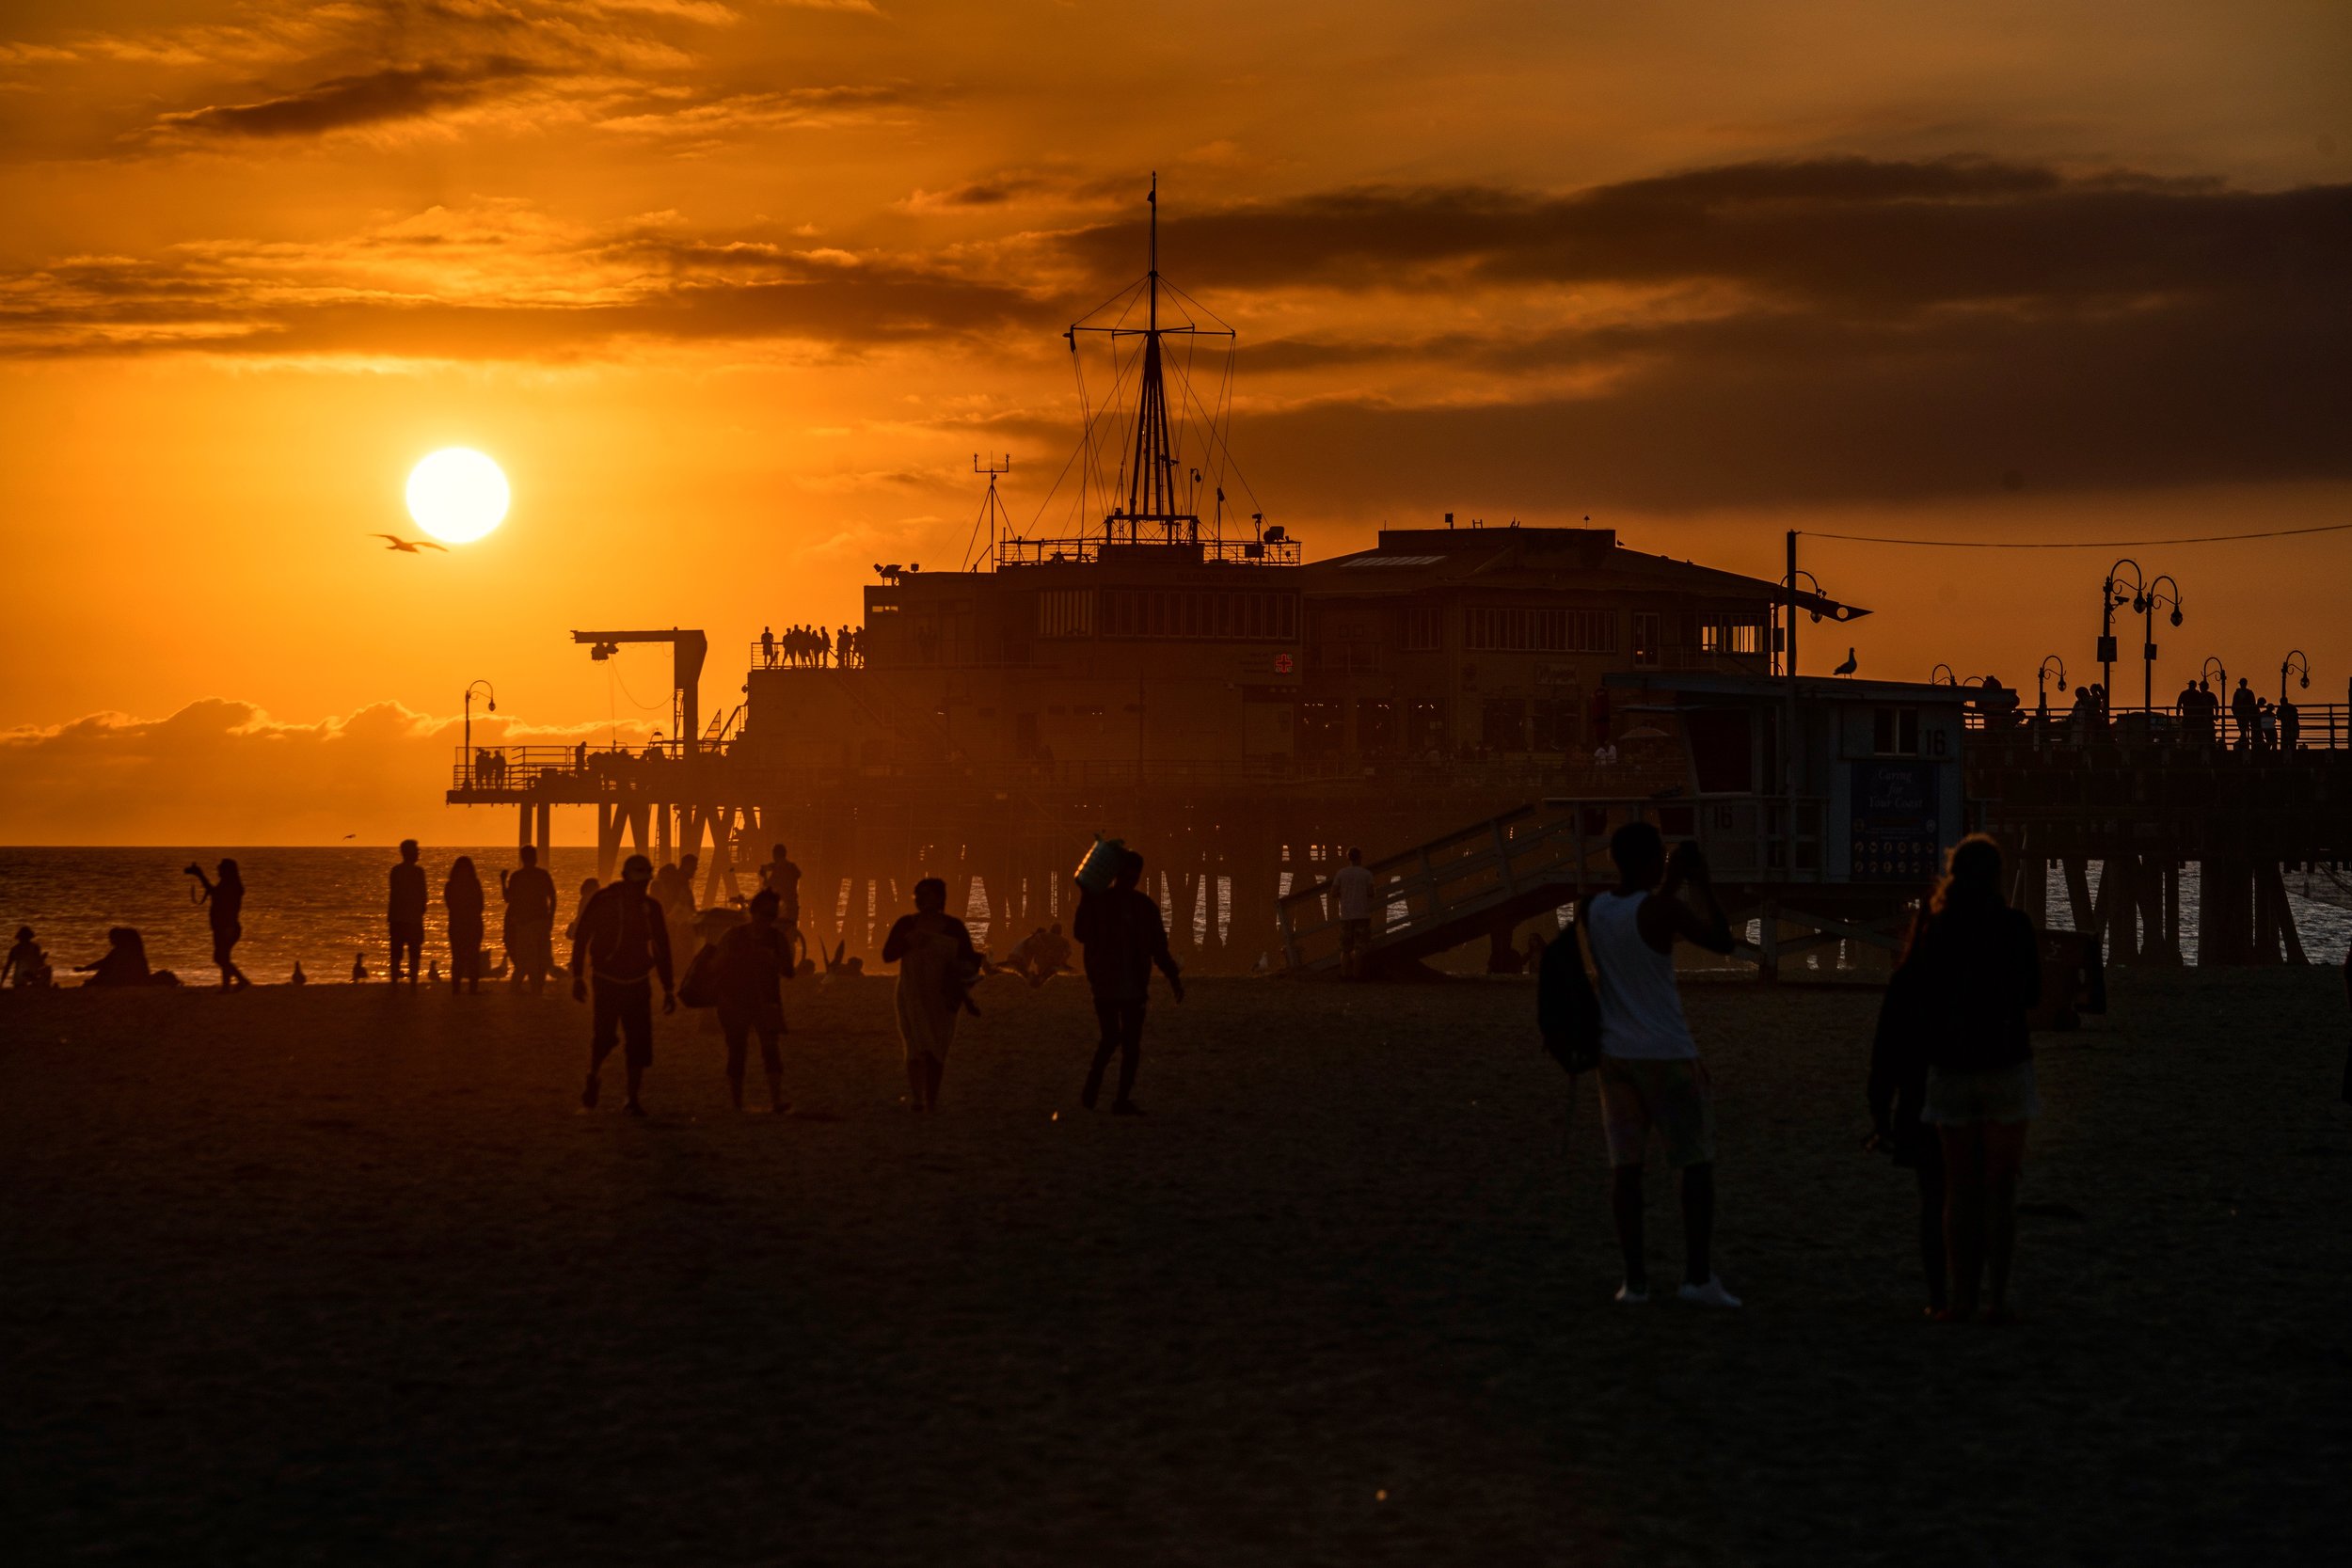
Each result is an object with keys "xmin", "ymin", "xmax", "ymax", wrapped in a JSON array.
[{"xmin": 4, "ymin": 969, "xmax": 2347, "ymax": 1565}]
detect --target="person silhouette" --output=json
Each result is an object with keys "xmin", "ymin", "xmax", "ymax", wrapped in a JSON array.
[
  {"xmin": 2280, "ymin": 693, "xmax": 2302, "ymax": 755},
  {"xmin": 352, "ymin": 950, "xmax": 369, "ymax": 983},
  {"xmin": 761, "ymin": 625, "xmax": 776, "ymax": 668},
  {"xmin": 185, "ymin": 858, "xmax": 253, "ymax": 990},
  {"xmin": 882, "ymin": 877, "xmax": 980, "ymax": 1112},
  {"xmin": 5, "ymin": 926, "xmax": 51, "ymax": 989},
  {"xmin": 501, "ymin": 845, "xmax": 558, "ymax": 994},
  {"xmin": 758, "ymin": 843, "xmax": 802, "ymax": 928},
  {"xmin": 570, "ymin": 853, "xmax": 675, "ymax": 1116},
  {"xmin": 1074, "ymin": 850, "xmax": 1184, "ymax": 1114},
  {"xmin": 2232, "ymin": 678, "xmax": 2258, "ymax": 751},
  {"xmin": 565, "ymin": 877, "xmax": 599, "ymax": 945},
  {"xmin": 291, "ymin": 959, "xmax": 308, "ymax": 987},
  {"xmin": 77, "ymin": 927, "xmax": 151, "ymax": 987},
  {"xmin": 1584, "ymin": 825, "xmax": 1740, "ymax": 1307},
  {"xmin": 389, "ymin": 840, "xmax": 427, "ymax": 987},
  {"xmin": 445, "ymin": 855, "xmax": 486, "ymax": 994},
  {"xmin": 716, "ymin": 888, "xmax": 793, "ymax": 1112}
]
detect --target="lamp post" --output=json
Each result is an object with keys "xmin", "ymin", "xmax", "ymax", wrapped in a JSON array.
[
  {"xmin": 464, "ymin": 679, "xmax": 496, "ymax": 787},
  {"xmin": 2037, "ymin": 655, "xmax": 2068, "ymax": 712},
  {"xmin": 2099, "ymin": 558, "xmax": 2145, "ymax": 719},
  {"xmin": 2139, "ymin": 575, "xmax": 2183, "ymax": 713},
  {"xmin": 2280, "ymin": 649, "xmax": 2310, "ymax": 705},
  {"xmin": 2200, "ymin": 656, "xmax": 2227, "ymax": 692},
  {"xmin": 1931, "ymin": 663, "xmax": 1959, "ymax": 687},
  {"xmin": 1779, "ymin": 566, "xmax": 1827, "ymax": 678}
]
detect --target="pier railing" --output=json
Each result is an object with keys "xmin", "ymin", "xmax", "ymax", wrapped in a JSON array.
[{"xmin": 1962, "ymin": 702, "xmax": 2351, "ymax": 752}]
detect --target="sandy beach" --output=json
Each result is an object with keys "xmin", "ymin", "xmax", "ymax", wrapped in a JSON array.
[{"xmin": 4, "ymin": 968, "xmax": 2347, "ymax": 1565}]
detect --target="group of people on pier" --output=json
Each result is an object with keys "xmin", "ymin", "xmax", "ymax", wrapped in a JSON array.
[{"xmin": 758, "ymin": 624, "xmax": 863, "ymax": 670}]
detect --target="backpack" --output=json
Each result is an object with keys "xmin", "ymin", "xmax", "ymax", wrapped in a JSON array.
[
  {"xmin": 676, "ymin": 942, "xmax": 722, "ymax": 1008},
  {"xmin": 1535, "ymin": 911, "xmax": 1603, "ymax": 1074}
]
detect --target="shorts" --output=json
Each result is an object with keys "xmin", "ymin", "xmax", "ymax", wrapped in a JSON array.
[
  {"xmin": 212, "ymin": 923, "xmax": 241, "ymax": 964},
  {"xmin": 1597, "ymin": 1055, "xmax": 1716, "ymax": 1169},
  {"xmin": 1340, "ymin": 918, "xmax": 1372, "ymax": 953},
  {"xmin": 1921, "ymin": 1060, "xmax": 2040, "ymax": 1126},
  {"xmin": 592, "ymin": 977, "xmax": 656, "ymax": 1069}
]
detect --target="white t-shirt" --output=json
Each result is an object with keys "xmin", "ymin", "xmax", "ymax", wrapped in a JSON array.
[
  {"xmin": 1582, "ymin": 889, "xmax": 1698, "ymax": 1060},
  {"xmin": 1332, "ymin": 863, "xmax": 1376, "ymax": 922}
]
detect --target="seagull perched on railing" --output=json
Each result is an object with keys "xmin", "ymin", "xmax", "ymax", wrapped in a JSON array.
[
  {"xmin": 1834, "ymin": 647, "xmax": 1859, "ymax": 676},
  {"xmin": 372, "ymin": 533, "xmax": 448, "ymax": 554}
]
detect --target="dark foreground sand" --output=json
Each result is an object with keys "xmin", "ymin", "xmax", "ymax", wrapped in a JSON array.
[{"xmin": 3, "ymin": 970, "xmax": 2347, "ymax": 1567}]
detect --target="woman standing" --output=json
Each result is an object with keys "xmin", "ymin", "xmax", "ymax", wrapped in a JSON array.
[
  {"xmin": 882, "ymin": 877, "xmax": 979, "ymax": 1112},
  {"xmin": 186, "ymin": 859, "xmax": 252, "ymax": 990},
  {"xmin": 444, "ymin": 856, "xmax": 486, "ymax": 995},
  {"xmin": 1911, "ymin": 835, "xmax": 2042, "ymax": 1323},
  {"xmin": 1867, "ymin": 905, "xmax": 1945, "ymax": 1316}
]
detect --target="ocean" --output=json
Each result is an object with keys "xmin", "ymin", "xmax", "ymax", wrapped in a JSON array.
[{"xmin": 3, "ymin": 847, "xmax": 2345, "ymax": 986}]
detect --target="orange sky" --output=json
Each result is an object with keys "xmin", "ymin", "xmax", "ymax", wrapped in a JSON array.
[{"xmin": 2, "ymin": 1, "xmax": 2347, "ymax": 842}]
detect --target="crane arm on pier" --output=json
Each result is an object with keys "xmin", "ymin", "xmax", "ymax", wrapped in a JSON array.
[{"xmin": 572, "ymin": 628, "xmax": 708, "ymax": 753}]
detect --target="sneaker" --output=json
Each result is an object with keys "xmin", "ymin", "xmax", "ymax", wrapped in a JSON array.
[
  {"xmin": 1613, "ymin": 1282, "xmax": 1649, "ymax": 1306},
  {"xmin": 1677, "ymin": 1275, "xmax": 1742, "ymax": 1308}
]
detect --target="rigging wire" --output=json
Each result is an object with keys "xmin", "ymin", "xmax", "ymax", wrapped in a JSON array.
[{"xmin": 1803, "ymin": 520, "xmax": 2352, "ymax": 548}]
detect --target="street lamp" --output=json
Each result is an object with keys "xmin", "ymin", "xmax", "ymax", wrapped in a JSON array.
[
  {"xmin": 2138, "ymin": 575, "xmax": 2183, "ymax": 712},
  {"xmin": 2280, "ymin": 649, "xmax": 2310, "ymax": 705},
  {"xmin": 2037, "ymin": 655, "xmax": 2068, "ymax": 710},
  {"xmin": 1779, "ymin": 566, "xmax": 1829, "ymax": 677},
  {"xmin": 1931, "ymin": 663, "xmax": 1959, "ymax": 687},
  {"xmin": 464, "ymin": 679, "xmax": 497, "ymax": 786},
  {"xmin": 2201, "ymin": 656, "xmax": 2227, "ymax": 692},
  {"xmin": 2099, "ymin": 558, "xmax": 2145, "ymax": 716}
]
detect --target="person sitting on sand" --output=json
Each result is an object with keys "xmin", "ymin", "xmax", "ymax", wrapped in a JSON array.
[
  {"xmin": 445, "ymin": 856, "xmax": 486, "ymax": 995},
  {"xmin": 715, "ymin": 889, "xmax": 794, "ymax": 1113},
  {"xmin": 77, "ymin": 927, "xmax": 152, "ymax": 988},
  {"xmin": 6, "ymin": 926, "xmax": 53, "ymax": 989},
  {"xmin": 570, "ymin": 854, "xmax": 676, "ymax": 1117},
  {"xmin": 1074, "ymin": 850, "xmax": 1184, "ymax": 1116},
  {"xmin": 1910, "ymin": 834, "xmax": 2042, "ymax": 1323},
  {"xmin": 1584, "ymin": 823, "xmax": 1740, "ymax": 1307},
  {"xmin": 186, "ymin": 859, "xmax": 253, "ymax": 990},
  {"xmin": 388, "ymin": 841, "xmax": 427, "ymax": 988},
  {"xmin": 882, "ymin": 878, "xmax": 980, "ymax": 1113}
]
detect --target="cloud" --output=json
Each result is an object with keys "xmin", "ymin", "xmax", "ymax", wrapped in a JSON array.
[
  {"xmin": 153, "ymin": 58, "xmax": 539, "ymax": 139},
  {"xmin": 0, "ymin": 700, "xmax": 656, "ymax": 847}
]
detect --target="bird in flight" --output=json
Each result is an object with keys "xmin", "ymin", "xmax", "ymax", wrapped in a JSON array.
[
  {"xmin": 1834, "ymin": 647, "xmax": 1859, "ymax": 677},
  {"xmin": 372, "ymin": 533, "xmax": 448, "ymax": 554}
]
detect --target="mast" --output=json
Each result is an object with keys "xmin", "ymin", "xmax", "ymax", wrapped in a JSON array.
[{"xmin": 1121, "ymin": 173, "xmax": 1178, "ymax": 541}]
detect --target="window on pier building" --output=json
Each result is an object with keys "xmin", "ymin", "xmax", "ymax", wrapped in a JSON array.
[
  {"xmin": 1465, "ymin": 607, "xmax": 1616, "ymax": 654},
  {"xmin": 1296, "ymin": 700, "xmax": 1343, "ymax": 758},
  {"xmin": 1095, "ymin": 587, "xmax": 1300, "ymax": 641},
  {"xmin": 1699, "ymin": 613, "xmax": 1765, "ymax": 657},
  {"xmin": 1482, "ymin": 697, "xmax": 1529, "ymax": 751},
  {"xmin": 1631, "ymin": 612, "xmax": 1661, "ymax": 667},
  {"xmin": 1037, "ymin": 588, "xmax": 1095, "ymax": 638},
  {"xmin": 1356, "ymin": 699, "xmax": 1396, "ymax": 756},
  {"xmin": 1871, "ymin": 707, "xmax": 1922, "ymax": 756},
  {"xmin": 1404, "ymin": 605, "xmax": 1444, "ymax": 651}
]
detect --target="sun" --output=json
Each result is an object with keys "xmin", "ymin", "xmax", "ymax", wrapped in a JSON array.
[{"xmin": 405, "ymin": 449, "xmax": 510, "ymax": 544}]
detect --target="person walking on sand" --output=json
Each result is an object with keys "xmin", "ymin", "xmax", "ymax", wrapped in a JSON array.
[
  {"xmin": 185, "ymin": 858, "xmax": 253, "ymax": 990},
  {"xmin": 1909, "ymin": 834, "xmax": 2042, "ymax": 1323},
  {"xmin": 444, "ymin": 856, "xmax": 486, "ymax": 994},
  {"xmin": 1867, "ymin": 906, "xmax": 1948, "ymax": 1316},
  {"xmin": 1074, "ymin": 849, "xmax": 1184, "ymax": 1115},
  {"xmin": 569, "ymin": 854, "xmax": 676, "ymax": 1117},
  {"xmin": 715, "ymin": 888, "xmax": 794, "ymax": 1113},
  {"xmin": 1332, "ymin": 847, "xmax": 1376, "ymax": 979},
  {"xmin": 501, "ymin": 846, "xmax": 558, "ymax": 994},
  {"xmin": 882, "ymin": 877, "xmax": 980, "ymax": 1112},
  {"xmin": 1584, "ymin": 822, "xmax": 1739, "ymax": 1307},
  {"xmin": 388, "ymin": 840, "xmax": 427, "ymax": 988}
]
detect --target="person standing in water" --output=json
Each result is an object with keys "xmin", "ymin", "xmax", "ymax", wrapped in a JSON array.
[
  {"xmin": 1074, "ymin": 849, "xmax": 1184, "ymax": 1115},
  {"xmin": 569, "ymin": 854, "xmax": 675, "ymax": 1117},
  {"xmin": 388, "ymin": 840, "xmax": 427, "ymax": 988},
  {"xmin": 882, "ymin": 877, "xmax": 979, "ymax": 1112},
  {"xmin": 501, "ymin": 846, "xmax": 558, "ymax": 994},
  {"xmin": 185, "ymin": 858, "xmax": 253, "ymax": 990},
  {"xmin": 715, "ymin": 889, "xmax": 793, "ymax": 1112},
  {"xmin": 444, "ymin": 856, "xmax": 486, "ymax": 994},
  {"xmin": 1583, "ymin": 823, "xmax": 1739, "ymax": 1307}
]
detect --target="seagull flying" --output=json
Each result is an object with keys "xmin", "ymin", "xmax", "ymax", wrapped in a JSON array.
[{"xmin": 373, "ymin": 533, "xmax": 448, "ymax": 554}]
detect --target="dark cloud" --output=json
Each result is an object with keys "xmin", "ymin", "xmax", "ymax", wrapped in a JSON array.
[{"xmin": 154, "ymin": 58, "xmax": 536, "ymax": 138}]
